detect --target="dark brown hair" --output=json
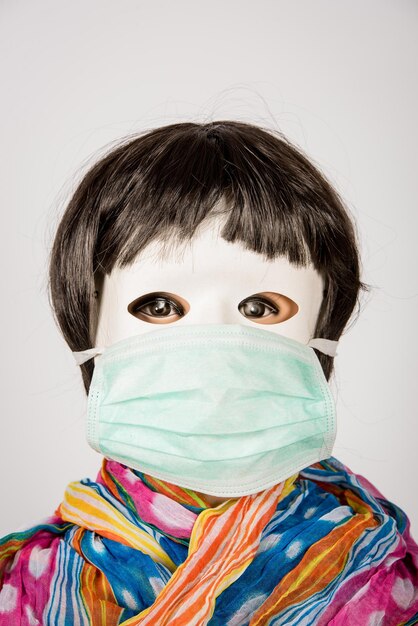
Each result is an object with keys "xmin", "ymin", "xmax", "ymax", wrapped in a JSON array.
[{"xmin": 48, "ymin": 120, "xmax": 369, "ymax": 393}]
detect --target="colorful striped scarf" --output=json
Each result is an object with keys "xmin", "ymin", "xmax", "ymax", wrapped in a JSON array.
[{"xmin": 1, "ymin": 456, "xmax": 417, "ymax": 625}]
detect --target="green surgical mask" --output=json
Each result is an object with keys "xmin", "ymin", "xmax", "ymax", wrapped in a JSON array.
[{"xmin": 73, "ymin": 323, "xmax": 338, "ymax": 497}]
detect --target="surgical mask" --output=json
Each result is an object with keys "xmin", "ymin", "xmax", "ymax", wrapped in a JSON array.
[{"xmin": 73, "ymin": 324, "xmax": 339, "ymax": 497}]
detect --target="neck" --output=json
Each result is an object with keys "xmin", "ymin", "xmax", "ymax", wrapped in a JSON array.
[{"xmin": 195, "ymin": 491, "xmax": 236, "ymax": 507}]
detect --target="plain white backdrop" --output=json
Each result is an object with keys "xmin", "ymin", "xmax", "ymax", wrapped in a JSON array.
[{"xmin": 0, "ymin": 0, "xmax": 417, "ymax": 538}]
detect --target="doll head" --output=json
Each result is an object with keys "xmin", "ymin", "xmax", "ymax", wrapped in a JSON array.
[{"xmin": 48, "ymin": 120, "xmax": 367, "ymax": 393}]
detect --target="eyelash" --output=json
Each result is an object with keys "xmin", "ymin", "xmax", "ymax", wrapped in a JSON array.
[
  {"xmin": 131, "ymin": 295, "xmax": 279, "ymax": 318},
  {"xmin": 132, "ymin": 296, "xmax": 183, "ymax": 317},
  {"xmin": 239, "ymin": 297, "xmax": 278, "ymax": 317}
]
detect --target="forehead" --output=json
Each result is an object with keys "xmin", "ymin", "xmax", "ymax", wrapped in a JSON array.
[{"xmin": 107, "ymin": 218, "xmax": 324, "ymax": 303}]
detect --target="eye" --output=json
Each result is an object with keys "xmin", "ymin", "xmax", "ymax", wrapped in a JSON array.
[
  {"xmin": 128, "ymin": 293, "xmax": 185, "ymax": 321},
  {"xmin": 238, "ymin": 296, "xmax": 278, "ymax": 319}
]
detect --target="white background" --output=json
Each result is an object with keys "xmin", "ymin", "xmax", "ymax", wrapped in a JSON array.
[{"xmin": 0, "ymin": 0, "xmax": 417, "ymax": 538}]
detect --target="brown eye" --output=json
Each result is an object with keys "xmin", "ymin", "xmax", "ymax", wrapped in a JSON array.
[
  {"xmin": 128, "ymin": 295, "xmax": 184, "ymax": 319},
  {"xmin": 238, "ymin": 297, "xmax": 278, "ymax": 319}
]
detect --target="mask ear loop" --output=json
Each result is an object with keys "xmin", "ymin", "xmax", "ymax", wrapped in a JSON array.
[
  {"xmin": 72, "ymin": 347, "xmax": 105, "ymax": 366},
  {"xmin": 307, "ymin": 338, "xmax": 339, "ymax": 357}
]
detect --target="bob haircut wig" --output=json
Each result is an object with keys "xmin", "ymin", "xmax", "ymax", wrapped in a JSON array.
[{"xmin": 48, "ymin": 120, "xmax": 369, "ymax": 393}]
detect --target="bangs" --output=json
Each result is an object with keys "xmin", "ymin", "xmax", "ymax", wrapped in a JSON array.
[{"xmin": 92, "ymin": 121, "xmax": 333, "ymax": 276}]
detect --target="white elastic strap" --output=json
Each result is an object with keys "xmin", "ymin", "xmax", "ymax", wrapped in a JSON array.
[
  {"xmin": 72, "ymin": 346, "xmax": 105, "ymax": 366},
  {"xmin": 307, "ymin": 338, "xmax": 339, "ymax": 357}
]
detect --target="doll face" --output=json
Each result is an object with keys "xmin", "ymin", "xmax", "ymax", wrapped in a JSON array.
[{"xmin": 94, "ymin": 216, "xmax": 324, "ymax": 350}]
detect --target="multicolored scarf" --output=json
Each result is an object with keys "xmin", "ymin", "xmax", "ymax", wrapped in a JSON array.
[{"xmin": 1, "ymin": 456, "xmax": 417, "ymax": 625}]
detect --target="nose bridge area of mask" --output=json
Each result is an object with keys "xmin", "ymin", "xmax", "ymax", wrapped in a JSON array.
[{"xmin": 96, "ymin": 323, "xmax": 319, "ymax": 376}]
